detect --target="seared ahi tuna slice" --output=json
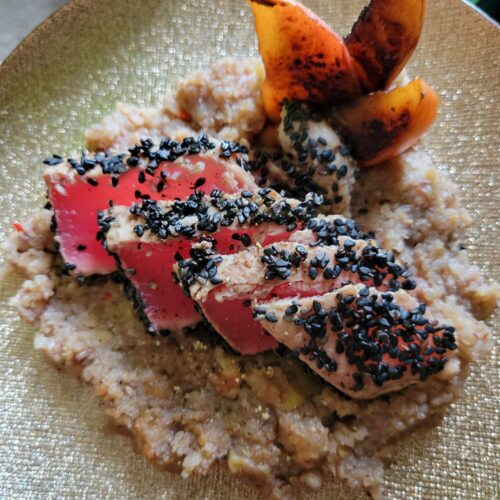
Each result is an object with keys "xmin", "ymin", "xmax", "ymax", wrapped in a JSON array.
[
  {"xmin": 180, "ymin": 244, "xmax": 279, "ymax": 353},
  {"xmin": 250, "ymin": 101, "xmax": 358, "ymax": 216},
  {"xmin": 45, "ymin": 136, "xmax": 256, "ymax": 276},
  {"xmin": 178, "ymin": 231, "xmax": 414, "ymax": 354},
  {"xmin": 102, "ymin": 189, "xmax": 321, "ymax": 334},
  {"xmin": 254, "ymin": 284, "xmax": 457, "ymax": 399}
]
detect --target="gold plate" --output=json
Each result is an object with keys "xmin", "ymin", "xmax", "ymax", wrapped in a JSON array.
[{"xmin": 0, "ymin": 0, "xmax": 498, "ymax": 497}]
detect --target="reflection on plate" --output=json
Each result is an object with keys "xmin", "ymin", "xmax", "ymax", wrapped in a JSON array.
[{"xmin": 0, "ymin": 0, "xmax": 498, "ymax": 498}]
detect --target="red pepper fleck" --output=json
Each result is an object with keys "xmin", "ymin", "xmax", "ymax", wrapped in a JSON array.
[
  {"xmin": 178, "ymin": 108, "xmax": 192, "ymax": 122},
  {"xmin": 101, "ymin": 291, "xmax": 112, "ymax": 301},
  {"xmin": 12, "ymin": 222, "xmax": 25, "ymax": 233}
]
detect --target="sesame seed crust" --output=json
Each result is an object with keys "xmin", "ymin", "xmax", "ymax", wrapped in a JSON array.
[
  {"xmin": 175, "ymin": 217, "xmax": 414, "ymax": 305},
  {"xmin": 255, "ymin": 284, "xmax": 457, "ymax": 399},
  {"xmin": 44, "ymin": 134, "xmax": 251, "ymax": 180},
  {"xmin": 101, "ymin": 188, "xmax": 324, "ymax": 251}
]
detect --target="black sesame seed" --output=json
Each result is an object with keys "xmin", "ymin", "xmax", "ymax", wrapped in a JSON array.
[
  {"xmin": 240, "ymin": 234, "xmax": 251, "ymax": 247},
  {"xmin": 134, "ymin": 225, "xmax": 145, "ymax": 237},
  {"xmin": 323, "ymin": 267, "xmax": 334, "ymax": 279},
  {"xmin": 296, "ymin": 245, "xmax": 308, "ymax": 257},
  {"xmin": 319, "ymin": 149, "xmax": 333, "ymax": 162},
  {"xmin": 402, "ymin": 279, "xmax": 417, "ymax": 290},
  {"xmin": 378, "ymin": 318, "xmax": 391, "ymax": 328},
  {"xmin": 339, "ymin": 145, "xmax": 350, "ymax": 156},
  {"xmin": 308, "ymin": 267, "xmax": 318, "ymax": 280},
  {"xmin": 43, "ymin": 156, "xmax": 64, "ymax": 166},
  {"xmin": 265, "ymin": 312, "xmax": 278, "ymax": 323},
  {"xmin": 61, "ymin": 262, "xmax": 77, "ymax": 274},
  {"xmin": 337, "ymin": 165, "xmax": 348, "ymax": 179},
  {"xmin": 194, "ymin": 177, "xmax": 206, "ymax": 189},
  {"xmin": 127, "ymin": 156, "xmax": 139, "ymax": 167}
]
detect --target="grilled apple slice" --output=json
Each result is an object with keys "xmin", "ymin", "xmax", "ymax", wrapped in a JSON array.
[
  {"xmin": 346, "ymin": 0, "xmax": 426, "ymax": 93},
  {"xmin": 249, "ymin": 0, "xmax": 360, "ymax": 122},
  {"xmin": 332, "ymin": 78, "xmax": 438, "ymax": 166}
]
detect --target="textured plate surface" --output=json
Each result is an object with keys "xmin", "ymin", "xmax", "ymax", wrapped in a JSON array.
[{"xmin": 0, "ymin": 0, "xmax": 498, "ymax": 498}]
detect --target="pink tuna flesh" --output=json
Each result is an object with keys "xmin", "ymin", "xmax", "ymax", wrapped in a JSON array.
[
  {"xmin": 111, "ymin": 227, "xmax": 292, "ymax": 333},
  {"xmin": 115, "ymin": 240, "xmax": 198, "ymax": 332},
  {"xmin": 202, "ymin": 296, "xmax": 278, "ymax": 354},
  {"xmin": 200, "ymin": 277, "xmax": 331, "ymax": 354}
]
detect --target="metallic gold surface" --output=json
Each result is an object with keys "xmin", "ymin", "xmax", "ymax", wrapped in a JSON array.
[{"xmin": 0, "ymin": 0, "xmax": 498, "ymax": 498}]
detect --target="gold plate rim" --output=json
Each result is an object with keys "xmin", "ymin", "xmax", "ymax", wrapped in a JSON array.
[{"xmin": 0, "ymin": 1, "xmax": 498, "ymax": 499}]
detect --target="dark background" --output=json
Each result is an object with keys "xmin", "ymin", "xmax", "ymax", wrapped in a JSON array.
[{"xmin": 473, "ymin": 0, "xmax": 499, "ymax": 21}]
